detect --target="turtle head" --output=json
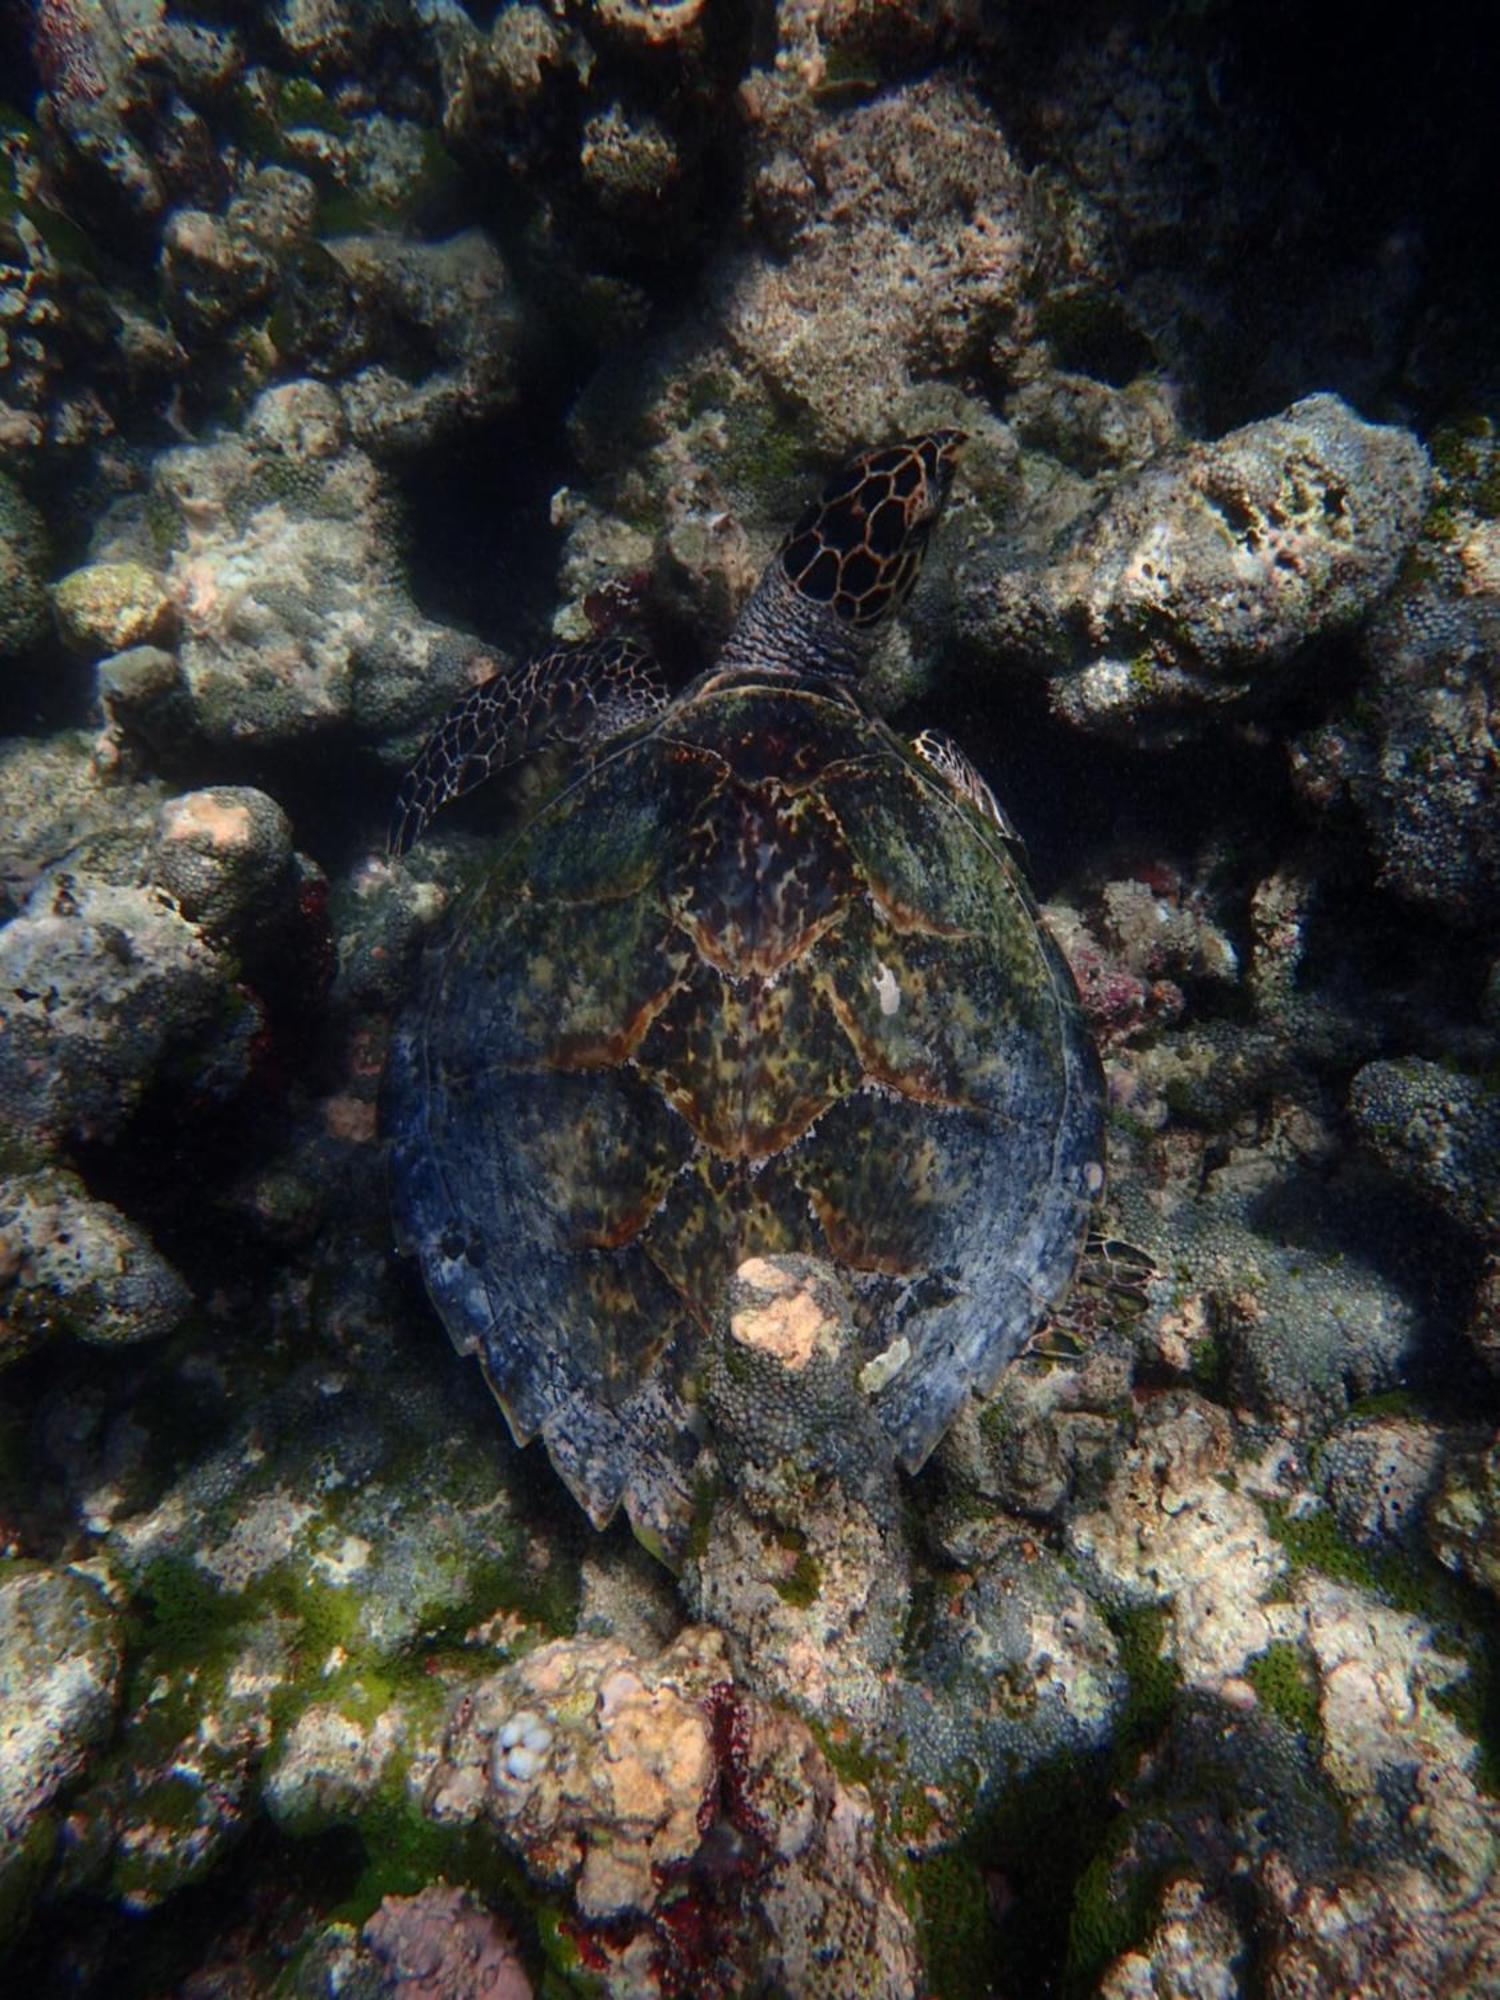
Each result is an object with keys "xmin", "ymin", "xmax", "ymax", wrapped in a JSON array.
[
  {"xmin": 779, "ymin": 429, "xmax": 965, "ymax": 632},
  {"xmin": 719, "ymin": 431, "xmax": 964, "ymax": 681}
]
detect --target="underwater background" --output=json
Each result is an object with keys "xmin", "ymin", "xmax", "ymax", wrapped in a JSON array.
[{"xmin": 0, "ymin": 2, "xmax": 1497, "ymax": 1995}]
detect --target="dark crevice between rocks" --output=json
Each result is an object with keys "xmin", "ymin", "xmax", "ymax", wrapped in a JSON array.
[
  {"xmin": 906, "ymin": 661, "xmax": 1293, "ymax": 901},
  {"xmin": 5, "ymin": 1814, "xmax": 547, "ymax": 2000},
  {"xmin": 981, "ymin": 1, "xmax": 1500, "ymax": 430}
]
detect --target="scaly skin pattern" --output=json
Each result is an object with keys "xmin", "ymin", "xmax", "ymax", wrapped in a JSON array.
[
  {"xmin": 779, "ymin": 431, "xmax": 964, "ymax": 627},
  {"xmin": 388, "ymin": 637, "xmax": 668, "ymax": 858}
]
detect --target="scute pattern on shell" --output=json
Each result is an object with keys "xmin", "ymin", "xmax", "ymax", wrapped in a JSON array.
[{"xmin": 386, "ymin": 670, "xmax": 1103, "ymax": 1552}]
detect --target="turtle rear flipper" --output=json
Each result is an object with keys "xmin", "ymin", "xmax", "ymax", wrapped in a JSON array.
[
  {"xmin": 911, "ymin": 726, "xmax": 1028, "ymax": 859},
  {"xmin": 389, "ymin": 636, "xmax": 669, "ymax": 856}
]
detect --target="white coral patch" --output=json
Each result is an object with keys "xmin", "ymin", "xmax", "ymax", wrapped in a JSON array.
[{"xmin": 872, "ymin": 959, "xmax": 901, "ymax": 1016}]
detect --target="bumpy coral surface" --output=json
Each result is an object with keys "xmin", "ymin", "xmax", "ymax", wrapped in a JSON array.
[
  {"xmin": 961, "ymin": 394, "xmax": 1430, "ymax": 740},
  {"xmin": 0, "ymin": 4, "xmax": 1494, "ymax": 1996}
]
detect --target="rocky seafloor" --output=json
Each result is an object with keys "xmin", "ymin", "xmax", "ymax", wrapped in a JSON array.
[{"xmin": 0, "ymin": 3, "xmax": 1497, "ymax": 1996}]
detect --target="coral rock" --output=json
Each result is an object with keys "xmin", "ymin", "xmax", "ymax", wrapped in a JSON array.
[
  {"xmin": 430, "ymin": 1629, "xmax": 722, "ymax": 1920},
  {"xmin": 151, "ymin": 785, "xmax": 294, "ymax": 937},
  {"xmin": 53, "ymin": 561, "xmax": 176, "ymax": 658},
  {"xmin": 962, "ymin": 394, "xmax": 1429, "ymax": 740},
  {"xmin": 0, "ymin": 1564, "xmax": 121, "ymax": 1939},
  {"xmin": 154, "ymin": 380, "xmax": 501, "ymax": 753},
  {"xmin": 1349, "ymin": 1056, "xmax": 1500, "ymax": 1242},
  {"xmin": 0, "ymin": 875, "xmax": 259, "ymax": 1149},
  {"xmin": 362, "ymin": 1885, "xmax": 531, "ymax": 2000},
  {"xmin": 0, "ymin": 1167, "xmax": 191, "ymax": 1363}
]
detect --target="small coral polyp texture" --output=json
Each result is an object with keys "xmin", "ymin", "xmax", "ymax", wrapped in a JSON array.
[{"xmin": 429, "ymin": 1628, "xmax": 919, "ymax": 1996}]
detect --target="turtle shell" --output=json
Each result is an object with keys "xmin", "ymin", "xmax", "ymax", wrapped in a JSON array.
[{"xmin": 385, "ymin": 668, "xmax": 1104, "ymax": 1548}]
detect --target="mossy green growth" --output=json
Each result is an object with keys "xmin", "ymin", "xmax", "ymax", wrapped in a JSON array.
[
  {"xmin": 227, "ymin": 82, "xmax": 293, "ymax": 167},
  {"xmin": 1111, "ymin": 1604, "xmax": 1180, "ymax": 1769},
  {"xmin": 717, "ymin": 394, "xmax": 820, "ymax": 515},
  {"xmin": 1262, "ymin": 1501, "xmax": 1379, "ymax": 1594},
  {"xmin": 682, "ymin": 1470, "xmax": 721, "ymax": 1567},
  {"xmin": 1423, "ymin": 503, "xmax": 1460, "ymax": 543},
  {"xmin": 1188, "ymin": 1333, "xmax": 1227, "ymax": 1399},
  {"xmin": 412, "ymin": 127, "xmax": 464, "ymax": 214},
  {"xmin": 314, "ymin": 188, "xmax": 392, "ymax": 237},
  {"xmin": 22, "ymin": 198, "xmax": 98, "ymax": 270},
  {"xmin": 269, "ymin": 1573, "xmax": 362, "ymax": 1660},
  {"xmin": 888, "ymin": 1776, "xmax": 941, "ymax": 1847},
  {"xmin": 682, "ymin": 370, "xmax": 736, "ymax": 422},
  {"xmin": 143, "ymin": 486, "xmax": 185, "ymax": 560},
  {"xmin": 1262, "ymin": 1500, "xmax": 1500, "ymax": 1794},
  {"xmin": 314, "ymin": 127, "xmax": 461, "ymax": 236},
  {"xmin": 810, "ymin": 44, "xmax": 883, "ymax": 99},
  {"xmin": 1434, "ymin": 1664, "xmax": 1500, "ymax": 1798},
  {"xmin": 1245, "ymin": 1641, "xmax": 1321, "ymax": 1741},
  {"xmin": 1346, "ymin": 1387, "xmax": 1425, "ymax": 1422},
  {"xmin": 1428, "ymin": 415, "xmax": 1497, "ymax": 513},
  {"xmin": 330, "ymin": 1752, "xmax": 526, "ymax": 1928},
  {"xmin": 332, "ymin": 1784, "xmax": 459, "ymax": 1919},
  {"xmin": 910, "ymin": 1748, "xmax": 1115, "ymax": 2000},
  {"xmin": 1127, "ymin": 651, "xmax": 1163, "ymax": 697},
  {"xmin": 913, "ymin": 1845, "xmax": 995, "ymax": 2000},
  {"xmin": 416, "ymin": 1539, "xmax": 580, "ymax": 1648},
  {"xmin": 1064, "ymin": 1842, "xmax": 1165, "ymax": 1994},
  {"xmin": 106, "ymin": 1773, "xmax": 221, "ymax": 1905},
  {"xmin": 132, "ymin": 1771, "xmax": 207, "ymax": 1839},
  {"xmin": 535, "ymin": 1903, "xmax": 610, "ymax": 1998},
  {"xmin": 277, "ymin": 77, "xmax": 350, "ymax": 138},
  {"xmin": 135, "ymin": 1555, "xmax": 250, "ymax": 1673},
  {"xmin": 807, "ymin": 1715, "xmax": 883, "ymax": 1792},
  {"xmin": 773, "ymin": 1549, "xmax": 822, "ymax": 1609},
  {"xmin": 0, "ymin": 1809, "xmax": 56, "ymax": 1948},
  {"xmin": 977, "ymin": 1395, "xmax": 1018, "ymax": 1450}
]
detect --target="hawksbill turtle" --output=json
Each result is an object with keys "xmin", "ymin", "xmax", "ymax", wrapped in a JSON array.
[{"xmin": 385, "ymin": 433, "xmax": 1104, "ymax": 1554}]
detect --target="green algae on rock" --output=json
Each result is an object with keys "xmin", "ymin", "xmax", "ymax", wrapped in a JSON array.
[{"xmin": 0, "ymin": 473, "xmax": 49, "ymax": 656}]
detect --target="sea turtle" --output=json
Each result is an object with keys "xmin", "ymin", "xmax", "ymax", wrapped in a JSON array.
[{"xmin": 385, "ymin": 433, "xmax": 1104, "ymax": 1555}]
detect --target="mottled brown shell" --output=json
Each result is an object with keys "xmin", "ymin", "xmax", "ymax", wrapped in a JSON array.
[{"xmin": 385, "ymin": 669, "xmax": 1104, "ymax": 1552}]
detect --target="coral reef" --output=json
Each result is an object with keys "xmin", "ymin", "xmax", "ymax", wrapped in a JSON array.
[
  {"xmin": 430, "ymin": 1629, "xmax": 919, "ymax": 1997},
  {"xmin": 0, "ymin": 2, "xmax": 1494, "ymax": 1994},
  {"xmin": 150, "ymin": 379, "xmax": 502, "ymax": 756},
  {"xmin": 1292, "ymin": 429, "xmax": 1500, "ymax": 926},
  {"xmin": 960, "ymin": 394, "xmax": 1430, "ymax": 741}
]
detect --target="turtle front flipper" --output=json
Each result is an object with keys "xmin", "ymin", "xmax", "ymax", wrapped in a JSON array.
[{"xmin": 389, "ymin": 636, "xmax": 669, "ymax": 856}]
